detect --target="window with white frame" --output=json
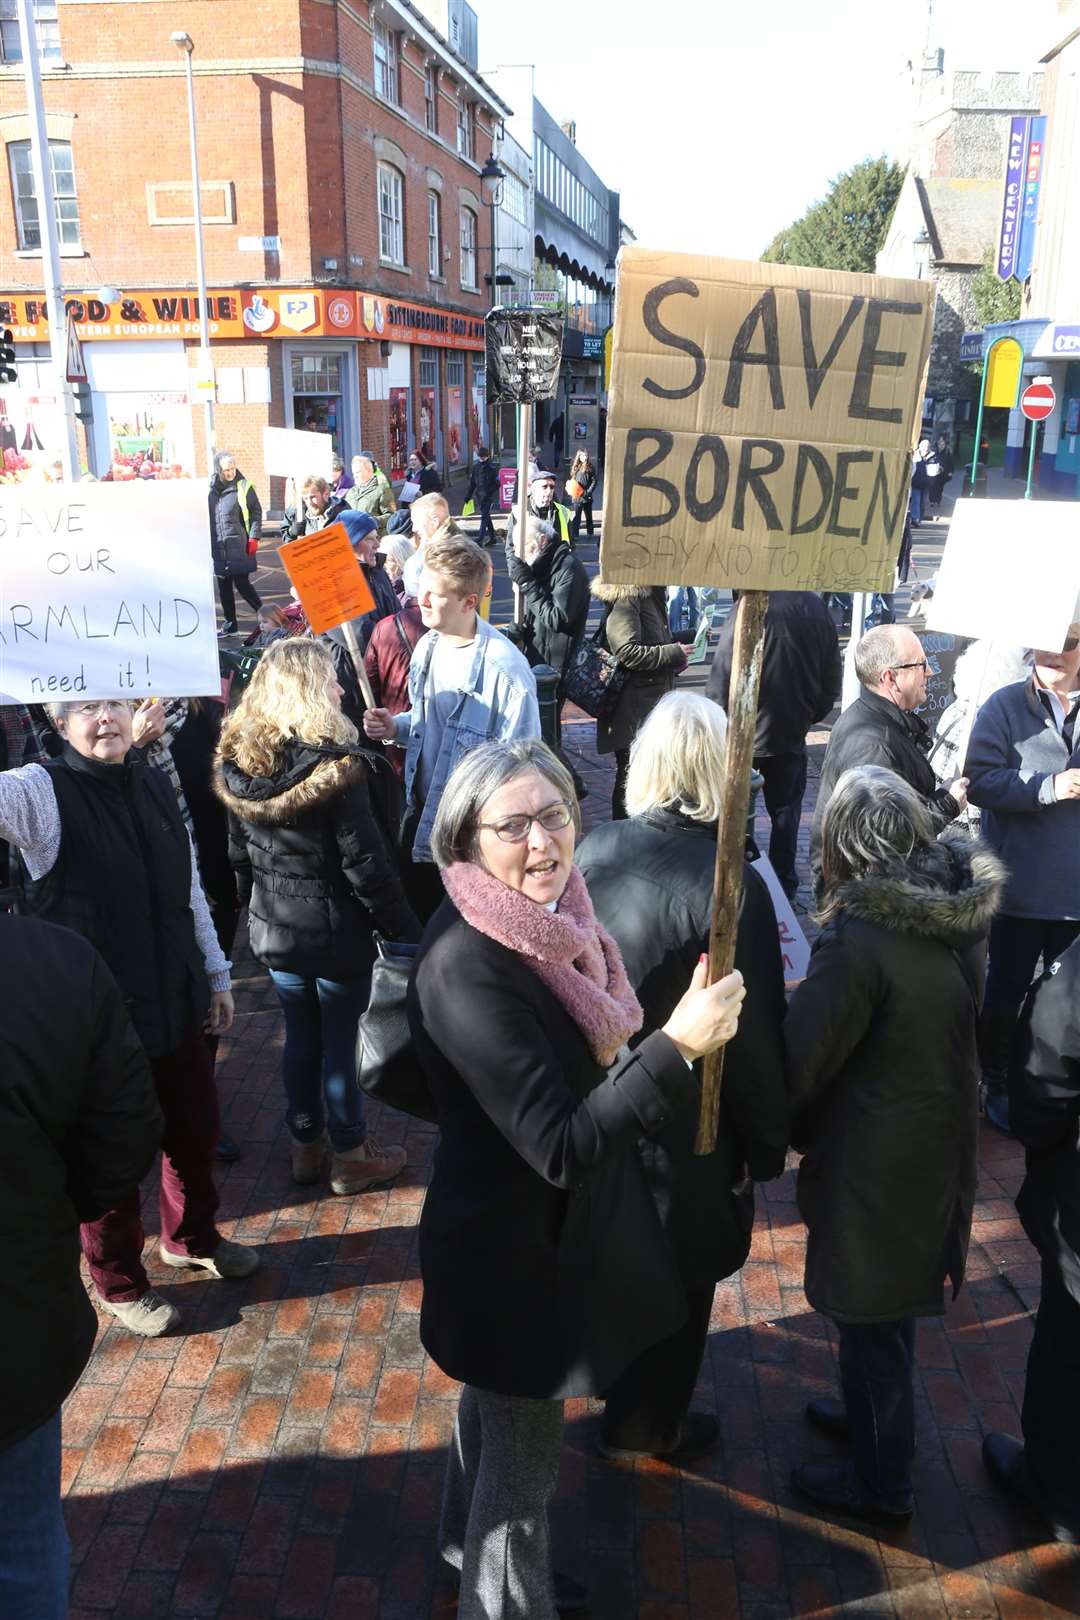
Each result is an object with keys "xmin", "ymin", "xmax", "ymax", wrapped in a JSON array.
[
  {"xmin": 459, "ymin": 206, "xmax": 477, "ymax": 288},
  {"xmin": 501, "ymin": 171, "xmax": 526, "ymax": 225},
  {"xmin": 427, "ymin": 191, "xmax": 442, "ymax": 277},
  {"xmin": 378, "ymin": 163, "xmax": 405, "ymax": 265},
  {"xmin": 0, "ymin": 0, "xmax": 59, "ymax": 61},
  {"xmin": 424, "ymin": 63, "xmax": 439, "ymax": 133},
  {"xmin": 373, "ymin": 19, "xmax": 400, "ymax": 104},
  {"xmin": 456, "ymin": 96, "xmax": 474, "ymax": 160},
  {"xmin": 8, "ymin": 138, "xmax": 79, "ymax": 249}
]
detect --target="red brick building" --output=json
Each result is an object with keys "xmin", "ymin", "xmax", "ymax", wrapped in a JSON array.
[{"xmin": 0, "ymin": 0, "xmax": 508, "ymax": 500}]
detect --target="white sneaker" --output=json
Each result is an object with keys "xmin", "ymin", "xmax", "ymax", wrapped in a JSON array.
[
  {"xmin": 97, "ymin": 1289, "xmax": 180, "ymax": 1338},
  {"xmin": 159, "ymin": 1238, "xmax": 261, "ymax": 1279}
]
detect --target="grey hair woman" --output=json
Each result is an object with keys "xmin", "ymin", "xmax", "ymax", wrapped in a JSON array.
[
  {"xmin": 576, "ymin": 691, "xmax": 789, "ymax": 1463},
  {"xmin": 408, "ymin": 737, "xmax": 745, "ymax": 1620},
  {"xmin": 785, "ymin": 763, "xmax": 1005, "ymax": 1527},
  {"xmin": 208, "ymin": 450, "xmax": 263, "ymax": 634}
]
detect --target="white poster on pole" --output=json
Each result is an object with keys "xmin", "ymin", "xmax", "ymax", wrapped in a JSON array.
[
  {"xmin": 0, "ymin": 483, "xmax": 220, "ymax": 702},
  {"xmin": 750, "ymin": 854, "xmax": 812, "ymax": 986},
  {"xmin": 262, "ymin": 426, "xmax": 334, "ymax": 484},
  {"xmin": 926, "ymin": 500, "xmax": 1080, "ymax": 649}
]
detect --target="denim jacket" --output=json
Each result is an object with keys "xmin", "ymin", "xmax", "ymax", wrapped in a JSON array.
[{"xmin": 394, "ymin": 615, "xmax": 540, "ymax": 863}]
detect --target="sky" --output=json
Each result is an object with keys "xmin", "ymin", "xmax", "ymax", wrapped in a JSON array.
[{"xmin": 475, "ymin": 0, "xmax": 1059, "ymax": 260}]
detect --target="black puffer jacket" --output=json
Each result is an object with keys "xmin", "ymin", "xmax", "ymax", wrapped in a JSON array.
[
  {"xmin": 209, "ymin": 474, "xmax": 261, "ymax": 578},
  {"xmin": 505, "ymin": 536, "xmax": 590, "ymax": 682},
  {"xmin": 216, "ymin": 742, "xmax": 420, "ymax": 978},
  {"xmin": 0, "ymin": 916, "xmax": 161, "ymax": 1453},
  {"xmin": 576, "ymin": 810, "xmax": 789, "ymax": 1287},
  {"xmin": 785, "ymin": 831, "xmax": 1005, "ymax": 1323},
  {"xmin": 592, "ymin": 580, "xmax": 684, "ymax": 753},
  {"xmin": 707, "ymin": 591, "xmax": 841, "ymax": 757}
]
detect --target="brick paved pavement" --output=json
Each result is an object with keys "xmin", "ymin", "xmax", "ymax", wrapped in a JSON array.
[{"xmin": 61, "ymin": 632, "xmax": 1080, "ymax": 1618}]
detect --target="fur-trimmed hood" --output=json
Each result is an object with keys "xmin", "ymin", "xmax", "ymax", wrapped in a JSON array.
[
  {"xmin": 831, "ymin": 828, "xmax": 1006, "ymax": 946},
  {"xmin": 591, "ymin": 577, "xmax": 659, "ymax": 605},
  {"xmin": 214, "ymin": 741, "xmax": 361, "ymax": 827}
]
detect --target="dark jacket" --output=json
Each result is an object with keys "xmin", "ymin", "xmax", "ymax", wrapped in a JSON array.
[
  {"xmin": 466, "ymin": 458, "xmax": 499, "ymax": 504},
  {"xmin": 1009, "ymin": 932, "xmax": 1080, "ymax": 1293},
  {"xmin": 505, "ymin": 536, "xmax": 590, "ymax": 682},
  {"xmin": 20, "ymin": 747, "xmax": 210, "ymax": 1057},
  {"xmin": 283, "ymin": 495, "xmax": 349, "ymax": 539},
  {"xmin": 0, "ymin": 916, "xmax": 161, "ymax": 1453},
  {"xmin": 577, "ymin": 812, "xmax": 789, "ymax": 1287},
  {"xmin": 169, "ymin": 702, "xmax": 234, "ymax": 920},
  {"xmin": 785, "ymin": 831, "xmax": 1005, "ymax": 1323},
  {"xmin": 409, "ymin": 898, "xmax": 702, "ymax": 1398},
  {"xmin": 592, "ymin": 579, "xmax": 684, "ymax": 754},
  {"xmin": 811, "ymin": 689, "xmax": 961, "ymax": 877},
  {"xmin": 707, "ymin": 591, "xmax": 841, "ymax": 757},
  {"xmin": 216, "ymin": 742, "xmax": 420, "ymax": 978},
  {"xmin": 209, "ymin": 474, "xmax": 261, "ymax": 579},
  {"xmin": 966, "ymin": 674, "xmax": 1080, "ymax": 920}
]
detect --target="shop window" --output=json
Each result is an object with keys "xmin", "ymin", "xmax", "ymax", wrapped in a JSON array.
[
  {"xmin": 446, "ymin": 355, "xmax": 464, "ymax": 385},
  {"xmin": 291, "ymin": 353, "xmax": 343, "ymax": 395},
  {"xmin": 459, "ymin": 206, "xmax": 477, "ymax": 289},
  {"xmin": 378, "ymin": 163, "xmax": 405, "ymax": 266},
  {"xmin": 501, "ymin": 171, "xmax": 526, "ymax": 226},
  {"xmin": 0, "ymin": 0, "xmax": 59, "ymax": 61},
  {"xmin": 425, "ymin": 63, "xmax": 439, "ymax": 134},
  {"xmin": 427, "ymin": 191, "xmax": 442, "ymax": 278},
  {"xmin": 8, "ymin": 138, "xmax": 79, "ymax": 250},
  {"xmin": 419, "ymin": 347, "xmax": 438, "ymax": 388},
  {"xmin": 456, "ymin": 96, "xmax": 474, "ymax": 161},
  {"xmin": 290, "ymin": 353, "xmax": 344, "ymax": 452},
  {"xmin": 373, "ymin": 19, "xmax": 400, "ymax": 105}
]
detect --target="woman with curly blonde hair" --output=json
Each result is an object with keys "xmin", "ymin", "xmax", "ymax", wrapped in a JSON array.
[{"xmin": 215, "ymin": 640, "xmax": 421, "ymax": 1193}]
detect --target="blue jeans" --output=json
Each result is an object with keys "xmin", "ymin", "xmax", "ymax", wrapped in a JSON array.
[
  {"xmin": 909, "ymin": 485, "xmax": 925, "ymax": 524},
  {"xmin": 837, "ymin": 1317, "xmax": 916, "ymax": 1513},
  {"xmin": 269, "ymin": 971, "xmax": 370, "ymax": 1152},
  {"xmin": 0, "ymin": 1413, "xmax": 68, "ymax": 1620}
]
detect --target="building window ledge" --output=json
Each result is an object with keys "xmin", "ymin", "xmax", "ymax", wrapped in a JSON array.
[
  {"xmin": 459, "ymin": 282, "xmax": 480, "ymax": 295},
  {"xmin": 14, "ymin": 245, "xmax": 86, "ymax": 258},
  {"xmin": 378, "ymin": 259, "xmax": 412, "ymax": 275},
  {"xmin": 428, "ymin": 272, "xmax": 446, "ymax": 285}
]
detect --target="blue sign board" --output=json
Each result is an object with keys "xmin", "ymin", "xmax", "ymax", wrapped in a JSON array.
[
  {"xmin": 959, "ymin": 331, "xmax": 984, "ymax": 363},
  {"xmin": 1015, "ymin": 116, "xmax": 1048, "ymax": 282},
  {"xmin": 996, "ymin": 117, "xmax": 1029, "ymax": 281},
  {"xmin": 1051, "ymin": 326, "xmax": 1080, "ymax": 356}
]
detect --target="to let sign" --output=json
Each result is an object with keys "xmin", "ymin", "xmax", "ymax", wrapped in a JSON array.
[
  {"xmin": 1020, "ymin": 380, "xmax": 1056, "ymax": 422},
  {"xmin": 600, "ymin": 248, "xmax": 934, "ymax": 592}
]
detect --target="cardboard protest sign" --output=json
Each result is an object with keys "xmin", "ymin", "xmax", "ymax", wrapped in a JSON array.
[
  {"xmin": 750, "ymin": 855, "xmax": 811, "ymax": 986},
  {"xmin": 0, "ymin": 483, "xmax": 220, "ymax": 702},
  {"xmin": 600, "ymin": 248, "xmax": 934, "ymax": 592},
  {"xmin": 279, "ymin": 522, "xmax": 375, "ymax": 634},
  {"xmin": 926, "ymin": 500, "xmax": 1080, "ymax": 650},
  {"xmin": 262, "ymin": 425, "xmax": 334, "ymax": 485}
]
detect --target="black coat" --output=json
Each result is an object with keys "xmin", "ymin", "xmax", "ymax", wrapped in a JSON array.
[
  {"xmin": 217, "ymin": 742, "xmax": 420, "ymax": 978},
  {"xmin": 466, "ymin": 458, "xmax": 499, "ymax": 504},
  {"xmin": 505, "ymin": 536, "xmax": 590, "ymax": 681},
  {"xmin": 409, "ymin": 899, "xmax": 702, "ymax": 1398},
  {"xmin": 784, "ymin": 832, "xmax": 1005, "ymax": 1323},
  {"xmin": 592, "ymin": 580, "xmax": 684, "ymax": 754},
  {"xmin": 1009, "ymin": 933, "xmax": 1080, "ymax": 1296},
  {"xmin": 707, "ymin": 591, "xmax": 841, "ymax": 757},
  {"xmin": 0, "ymin": 916, "xmax": 161, "ymax": 1453},
  {"xmin": 811, "ymin": 690, "xmax": 961, "ymax": 878},
  {"xmin": 209, "ymin": 475, "xmax": 261, "ymax": 579},
  {"xmin": 576, "ymin": 811, "xmax": 789, "ymax": 1287}
]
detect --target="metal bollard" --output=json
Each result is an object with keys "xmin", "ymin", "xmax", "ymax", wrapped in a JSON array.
[{"xmin": 532, "ymin": 663, "xmax": 561, "ymax": 749}]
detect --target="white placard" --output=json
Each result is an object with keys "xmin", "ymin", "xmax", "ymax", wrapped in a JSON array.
[
  {"xmin": 751, "ymin": 854, "xmax": 812, "ymax": 986},
  {"xmin": 262, "ymin": 426, "xmax": 334, "ymax": 484},
  {"xmin": 243, "ymin": 367, "xmax": 271, "ymax": 404},
  {"xmin": 0, "ymin": 483, "xmax": 220, "ymax": 702},
  {"xmin": 926, "ymin": 500, "xmax": 1080, "ymax": 649},
  {"xmin": 216, "ymin": 369, "xmax": 245, "ymax": 405}
]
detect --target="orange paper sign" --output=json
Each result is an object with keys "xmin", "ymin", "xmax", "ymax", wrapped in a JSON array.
[{"xmin": 278, "ymin": 522, "xmax": 375, "ymax": 634}]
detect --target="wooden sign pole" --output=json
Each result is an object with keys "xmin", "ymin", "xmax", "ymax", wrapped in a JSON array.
[
  {"xmin": 341, "ymin": 619, "xmax": 377, "ymax": 712},
  {"xmin": 695, "ymin": 588, "xmax": 769, "ymax": 1156}
]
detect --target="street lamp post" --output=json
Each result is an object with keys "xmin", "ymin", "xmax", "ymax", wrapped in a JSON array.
[
  {"xmin": 171, "ymin": 31, "xmax": 215, "ymax": 472},
  {"xmin": 480, "ymin": 152, "xmax": 505, "ymax": 454}
]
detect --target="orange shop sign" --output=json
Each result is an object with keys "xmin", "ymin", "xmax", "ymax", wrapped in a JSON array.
[{"xmin": 0, "ymin": 287, "xmax": 486, "ymax": 351}]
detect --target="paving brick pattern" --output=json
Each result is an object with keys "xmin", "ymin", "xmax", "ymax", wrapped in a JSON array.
[{"xmin": 63, "ymin": 522, "xmax": 1080, "ymax": 1616}]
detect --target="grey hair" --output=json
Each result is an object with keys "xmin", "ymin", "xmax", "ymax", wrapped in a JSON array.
[
  {"xmin": 213, "ymin": 450, "xmax": 236, "ymax": 475},
  {"xmin": 429, "ymin": 739, "xmax": 581, "ymax": 870},
  {"xmin": 380, "ymin": 535, "xmax": 415, "ymax": 578},
  {"xmin": 817, "ymin": 765, "xmax": 934, "ymax": 923},
  {"xmin": 523, "ymin": 517, "xmax": 556, "ymax": 561},
  {"xmin": 854, "ymin": 625, "xmax": 913, "ymax": 689}
]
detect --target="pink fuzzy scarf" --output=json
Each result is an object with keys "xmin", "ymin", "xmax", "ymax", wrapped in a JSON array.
[{"xmin": 441, "ymin": 862, "xmax": 643, "ymax": 1066}]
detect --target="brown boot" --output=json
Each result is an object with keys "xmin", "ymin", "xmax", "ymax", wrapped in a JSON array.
[
  {"xmin": 290, "ymin": 1134, "xmax": 325, "ymax": 1184},
  {"xmin": 329, "ymin": 1137, "xmax": 407, "ymax": 1195}
]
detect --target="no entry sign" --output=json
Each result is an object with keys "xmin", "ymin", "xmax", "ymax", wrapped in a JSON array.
[{"xmin": 1020, "ymin": 380, "xmax": 1056, "ymax": 421}]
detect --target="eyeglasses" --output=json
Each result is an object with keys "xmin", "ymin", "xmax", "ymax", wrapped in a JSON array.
[
  {"xmin": 478, "ymin": 801, "xmax": 574, "ymax": 844},
  {"xmin": 890, "ymin": 660, "xmax": 930, "ymax": 674},
  {"xmin": 71, "ymin": 700, "xmax": 131, "ymax": 719}
]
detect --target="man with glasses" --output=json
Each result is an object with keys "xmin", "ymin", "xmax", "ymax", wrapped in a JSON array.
[
  {"xmin": 966, "ymin": 626, "xmax": 1080, "ymax": 1134},
  {"xmin": 811, "ymin": 625, "xmax": 968, "ymax": 886}
]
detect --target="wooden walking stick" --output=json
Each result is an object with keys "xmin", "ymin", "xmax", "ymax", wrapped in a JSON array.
[{"xmin": 694, "ymin": 589, "xmax": 769, "ymax": 1155}]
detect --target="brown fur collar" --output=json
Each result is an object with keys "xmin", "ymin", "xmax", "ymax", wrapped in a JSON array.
[
  {"xmin": 214, "ymin": 751, "xmax": 361, "ymax": 827},
  {"xmin": 591, "ymin": 578, "xmax": 656, "ymax": 605}
]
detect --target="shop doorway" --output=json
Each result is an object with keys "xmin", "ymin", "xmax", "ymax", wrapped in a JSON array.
[{"xmin": 287, "ymin": 349, "xmax": 356, "ymax": 459}]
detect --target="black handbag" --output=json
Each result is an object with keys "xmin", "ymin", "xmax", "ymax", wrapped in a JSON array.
[
  {"xmin": 356, "ymin": 935, "xmax": 438, "ymax": 1123},
  {"xmin": 562, "ymin": 608, "xmax": 628, "ymax": 721}
]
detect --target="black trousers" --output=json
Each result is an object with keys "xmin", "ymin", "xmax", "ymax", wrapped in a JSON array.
[
  {"xmin": 601, "ymin": 1285, "xmax": 715, "ymax": 1453},
  {"xmin": 1021, "ymin": 1247, "xmax": 1080, "ymax": 1534},
  {"xmin": 476, "ymin": 498, "xmax": 496, "ymax": 544},
  {"xmin": 980, "ymin": 916, "xmax": 1080, "ymax": 1086},
  {"xmin": 836, "ymin": 1317, "xmax": 916, "ymax": 1513},
  {"xmin": 755, "ymin": 750, "xmax": 808, "ymax": 901},
  {"xmin": 611, "ymin": 748, "xmax": 631, "ymax": 820},
  {"xmin": 570, "ymin": 497, "xmax": 594, "ymax": 540},
  {"xmin": 217, "ymin": 572, "xmax": 262, "ymax": 626}
]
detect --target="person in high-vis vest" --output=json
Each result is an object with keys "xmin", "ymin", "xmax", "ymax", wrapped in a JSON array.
[
  {"xmin": 209, "ymin": 451, "xmax": 263, "ymax": 635},
  {"xmin": 504, "ymin": 468, "xmax": 573, "ymax": 556}
]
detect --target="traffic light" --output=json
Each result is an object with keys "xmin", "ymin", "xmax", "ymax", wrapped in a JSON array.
[
  {"xmin": 73, "ymin": 382, "xmax": 93, "ymax": 424},
  {"xmin": 0, "ymin": 328, "xmax": 15, "ymax": 385}
]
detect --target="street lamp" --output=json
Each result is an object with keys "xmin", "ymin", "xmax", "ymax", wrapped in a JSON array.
[
  {"xmin": 913, "ymin": 225, "xmax": 932, "ymax": 281},
  {"xmin": 171, "ymin": 31, "xmax": 215, "ymax": 470},
  {"xmin": 479, "ymin": 151, "xmax": 505, "ymax": 452}
]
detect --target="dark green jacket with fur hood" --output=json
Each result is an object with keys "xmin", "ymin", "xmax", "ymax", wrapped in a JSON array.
[
  {"xmin": 592, "ymin": 579, "xmax": 683, "ymax": 753},
  {"xmin": 784, "ymin": 830, "xmax": 1006, "ymax": 1324}
]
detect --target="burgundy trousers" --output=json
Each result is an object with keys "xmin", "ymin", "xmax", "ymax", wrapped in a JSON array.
[{"xmin": 81, "ymin": 1026, "xmax": 221, "ymax": 1302}]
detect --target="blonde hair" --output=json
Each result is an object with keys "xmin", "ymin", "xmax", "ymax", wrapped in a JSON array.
[
  {"xmin": 625, "ymin": 691, "xmax": 728, "ymax": 824},
  {"xmin": 410, "ymin": 491, "xmax": 450, "ymax": 529},
  {"xmin": 217, "ymin": 639, "xmax": 356, "ymax": 778},
  {"xmin": 423, "ymin": 535, "xmax": 492, "ymax": 601}
]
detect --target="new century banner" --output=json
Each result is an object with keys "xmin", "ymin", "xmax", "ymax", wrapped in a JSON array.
[{"xmin": 599, "ymin": 248, "xmax": 934, "ymax": 592}]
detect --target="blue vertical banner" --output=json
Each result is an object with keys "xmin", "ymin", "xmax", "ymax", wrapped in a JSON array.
[
  {"xmin": 996, "ymin": 116, "xmax": 1030, "ymax": 281},
  {"xmin": 1014, "ymin": 115, "xmax": 1048, "ymax": 283}
]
